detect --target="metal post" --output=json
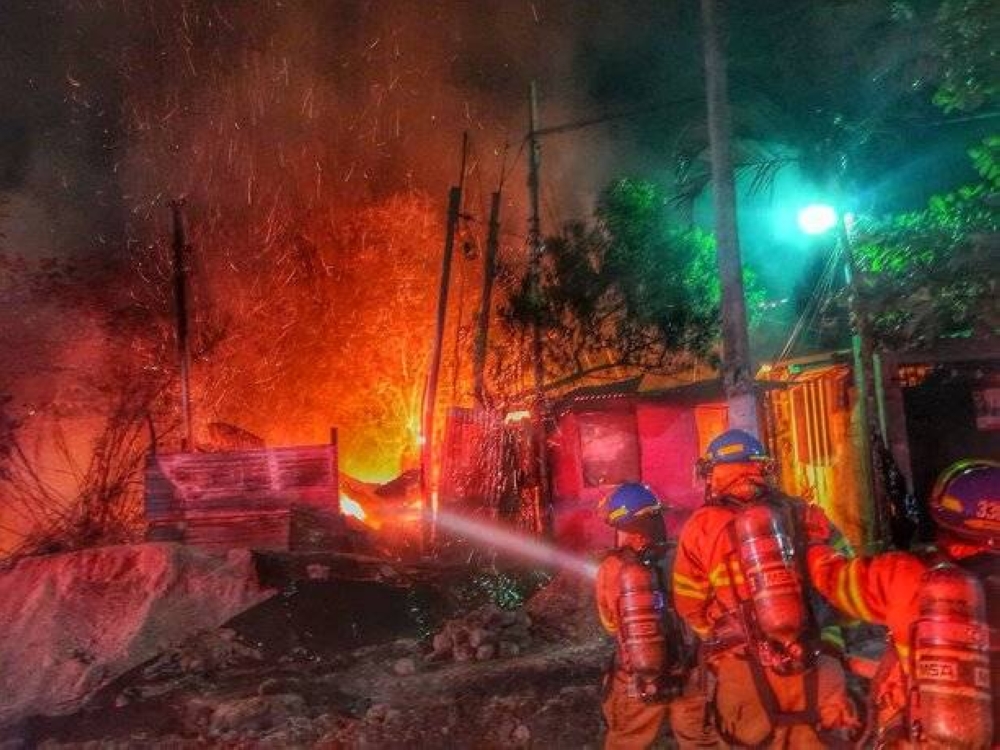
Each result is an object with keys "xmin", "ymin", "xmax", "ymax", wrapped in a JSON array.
[
  {"xmin": 838, "ymin": 214, "xmax": 888, "ymax": 550},
  {"xmin": 700, "ymin": 0, "xmax": 759, "ymax": 435},
  {"xmin": 170, "ymin": 200, "xmax": 194, "ymax": 452},
  {"xmin": 527, "ymin": 81, "xmax": 553, "ymax": 536},
  {"xmin": 421, "ymin": 134, "xmax": 467, "ymax": 550}
]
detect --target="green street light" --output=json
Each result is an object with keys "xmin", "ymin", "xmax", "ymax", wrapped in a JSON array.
[
  {"xmin": 797, "ymin": 203, "xmax": 838, "ymax": 235},
  {"xmin": 792, "ymin": 199, "xmax": 888, "ymax": 551}
]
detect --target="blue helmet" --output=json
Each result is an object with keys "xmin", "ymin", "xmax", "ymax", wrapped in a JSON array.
[
  {"xmin": 929, "ymin": 460, "xmax": 999, "ymax": 546},
  {"xmin": 599, "ymin": 482, "xmax": 661, "ymax": 529},
  {"xmin": 704, "ymin": 429, "xmax": 769, "ymax": 464},
  {"xmin": 696, "ymin": 429, "xmax": 771, "ymax": 479}
]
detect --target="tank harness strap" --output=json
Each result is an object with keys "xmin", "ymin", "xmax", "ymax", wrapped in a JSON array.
[
  {"xmin": 745, "ymin": 648, "xmax": 821, "ymax": 727},
  {"xmin": 868, "ymin": 645, "xmax": 906, "ymax": 749},
  {"xmin": 722, "ymin": 498, "xmax": 823, "ymax": 731}
]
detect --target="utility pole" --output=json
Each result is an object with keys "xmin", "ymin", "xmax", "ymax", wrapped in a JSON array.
[
  {"xmin": 700, "ymin": 0, "xmax": 759, "ymax": 436},
  {"xmin": 170, "ymin": 200, "xmax": 194, "ymax": 452},
  {"xmin": 421, "ymin": 133, "xmax": 468, "ymax": 549},
  {"xmin": 838, "ymin": 212, "xmax": 888, "ymax": 550},
  {"xmin": 527, "ymin": 81, "xmax": 553, "ymax": 535},
  {"xmin": 473, "ymin": 190, "xmax": 501, "ymax": 407}
]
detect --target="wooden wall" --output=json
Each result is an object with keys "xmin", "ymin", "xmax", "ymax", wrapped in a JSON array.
[{"xmin": 145, "ymin": 440, "xmax": 340, "ymax": 552}]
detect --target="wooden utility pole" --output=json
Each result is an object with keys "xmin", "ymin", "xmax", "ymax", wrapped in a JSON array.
[
  {"xmin": 170, "ymin": 200, "xmax": 194, "ymax": 452},
  {"xmin": 700, "ymin": 0, "xmax": 759, "ymax": 436},
  {"xmin": 527, "ymin": 81, "xmax": 553, "ymax": 535},
  {"xmin": 421, "ymin": 133, "xmax": 468, "ymax": 549},
  {"xmin": 473, "ymin": 190, "xmax": 501, "ymax": 407}
]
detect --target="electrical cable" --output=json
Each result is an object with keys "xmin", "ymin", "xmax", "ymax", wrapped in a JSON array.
[{"xmin": 773, "ymin": 242, "xmax": 842, "ymax": 364}]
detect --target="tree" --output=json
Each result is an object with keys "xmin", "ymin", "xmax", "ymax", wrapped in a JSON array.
[
  {"xmin": 854, "ymin": 137, "xmax": 1000, "ymax": 348},
  {"xmin": 930, "ymin": 0, "xmax": 999, "ymax": 113},
  {"xmin": 502, "ymin": 178, "xmax": 763, "ymax": 394}
]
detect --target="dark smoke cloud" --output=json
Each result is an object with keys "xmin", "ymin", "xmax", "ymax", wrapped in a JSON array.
[{"xmin": 1, "ymin": 0, "xmax": 699, "ymax": 261}]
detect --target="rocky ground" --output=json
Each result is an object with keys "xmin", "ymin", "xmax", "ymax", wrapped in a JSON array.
[{"xmin": 4, "ymin": 569, "xmax": 623, "ymax": 749}]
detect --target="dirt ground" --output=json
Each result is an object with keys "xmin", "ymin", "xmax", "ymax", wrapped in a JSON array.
[
  {"xmin": 4, "ymin": 568, "xmax": 621, "ymax": 749},
  {"xmin": 2, "ymin": 554, "xmax": 881, "ymax": 749}
]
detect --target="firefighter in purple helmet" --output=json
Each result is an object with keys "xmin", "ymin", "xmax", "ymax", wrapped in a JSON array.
[{"xmin": 807, "ymin": 459, "xmax": 999, "ymax": 748}]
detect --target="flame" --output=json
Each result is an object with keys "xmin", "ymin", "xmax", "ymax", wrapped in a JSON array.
[{"xmin": 339, "ymin": 491, "xmax": 382, "ymax": 529}]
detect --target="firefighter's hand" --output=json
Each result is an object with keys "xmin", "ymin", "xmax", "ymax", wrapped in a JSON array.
[{"xmin": 803, "ymin": 503, "xmax": 833, "ymax": 546}]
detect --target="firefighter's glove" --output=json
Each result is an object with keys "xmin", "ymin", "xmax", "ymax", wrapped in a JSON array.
[{"xmin": 804, "ymin": 503, "xmax": 833, "ymax": 547}]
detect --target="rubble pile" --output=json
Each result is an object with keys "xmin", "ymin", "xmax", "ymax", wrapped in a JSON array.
[
  {"xmin": 182, "ymin": 691, "xmax": 339, "ymax": 745},
  {"xmin": 526, "ymin": 570, "xmax": 603, "ymax": 641},
  {"xmin": 7, "ymin": 566, "xmax": 614, "ymax": 748},
  {"xmin": 319, "ymin": 683, "xmax": 604, "ymax": 748},
  {"xmin": 425, "ymin": 603, "xmax": 534, "ymax": 665}
]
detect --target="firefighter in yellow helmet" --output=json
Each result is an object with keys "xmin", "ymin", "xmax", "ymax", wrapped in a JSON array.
[{"xmin": 806, "ymin": 459, "xmax": 998, "ymax": 748}]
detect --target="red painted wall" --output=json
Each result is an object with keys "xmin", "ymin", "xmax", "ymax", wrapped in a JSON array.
[
  {"xmin": 635, "ymin": 402, "xmax": 703, "ymax": 535},
  {"xmin": 550, "ymin": 411, "xmax": 614, "ymax": 551},
  {"xmin": 550, "ymin": 397, "xmax": 729, "ymax": 548}
]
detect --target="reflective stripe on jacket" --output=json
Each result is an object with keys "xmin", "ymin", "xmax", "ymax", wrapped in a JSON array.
[
  {"xmin": 671, "ymin": 504, "xmax": 748, "ymax": 638},
  {"xmin": 806, "ymin": 545, "xmax": 926, "ymax": 665}
]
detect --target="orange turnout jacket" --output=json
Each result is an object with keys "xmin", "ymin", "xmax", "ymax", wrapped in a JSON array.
[
  {"xmin": 806, "ymin": 545, "xmax": 926, "ymax": 665},
  {"xmin": 671, "ymin": 505, "xmax": 748, "ymax": 639}
]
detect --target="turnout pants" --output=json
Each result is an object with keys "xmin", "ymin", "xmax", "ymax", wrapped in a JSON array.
[
  {"xmin": 603, "ymin": 670, "xmax": 721, "ymax": 749},
  {"xmin": 709, "ymin": 651, "xmax": 857, "ymax": 749}
]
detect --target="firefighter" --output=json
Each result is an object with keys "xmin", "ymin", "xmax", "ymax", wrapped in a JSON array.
[
  {"xmin": 672, "ymin": 429, "xmax": 858, "ymax": 748},
  {"xmin": 595, "ymin": 482, "xmax": 719, "ymax": 750},
  {"xmin": 806, "ymin": 459, "xmax": 998, "ymax": 749}
]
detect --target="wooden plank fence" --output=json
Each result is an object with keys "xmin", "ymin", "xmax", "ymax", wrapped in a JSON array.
[{"xmin": 145, "ymin": 435, "xmax": 342, "ymax": 552}]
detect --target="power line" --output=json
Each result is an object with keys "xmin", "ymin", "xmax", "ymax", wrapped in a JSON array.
[{"xmin": 532, "ymin": 95, "xmax": 703, "ymax": 138}]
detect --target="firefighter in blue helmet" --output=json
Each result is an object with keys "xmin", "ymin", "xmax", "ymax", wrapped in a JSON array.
[
  {"xmin": 673, "ymin": 429, "xmax": 858, "ymax": 748},
  {"xmin": 595, "ymin": 483, "xmax": 719, "ymax": 749}
]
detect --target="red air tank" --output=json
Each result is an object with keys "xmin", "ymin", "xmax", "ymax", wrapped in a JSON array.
[
  {"xmin": 733, "ymin": 504, "xmax": 806, "ymax": 645},
  {"xmin": 911, "ymin": 563, "xmax": 993, "ymax": 749},
  {"xmin": 617, "ymin": 560, "xmax": 666, "ymax": 676}
]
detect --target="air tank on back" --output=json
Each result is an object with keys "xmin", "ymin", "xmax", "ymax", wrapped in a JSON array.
[
  {"xmin": 912, "ymin": 563, "xmax": 993, "ymax": 750},
  {"xmin": 733, "ymin": 504, "xmax": 806, "ymax": 645}
]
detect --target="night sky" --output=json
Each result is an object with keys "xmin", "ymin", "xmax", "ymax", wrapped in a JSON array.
[{"xmin": 0, "ymin": 0, "xmax": 980, "ymax": 268}]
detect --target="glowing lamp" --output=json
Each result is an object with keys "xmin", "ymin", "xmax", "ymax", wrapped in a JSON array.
[{"xmin": 797, "ymin": 203, "xmax": 837, "ymax": 235}]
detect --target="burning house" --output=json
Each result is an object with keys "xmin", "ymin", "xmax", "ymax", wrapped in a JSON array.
[{"xmin": 436, "ymin": 377, "xmax": 736, "ymax": 551}]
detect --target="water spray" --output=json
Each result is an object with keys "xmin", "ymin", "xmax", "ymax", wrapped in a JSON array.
[{"xmin": 431, "ymin": 508, "xmax": 599, "ymax": 580}]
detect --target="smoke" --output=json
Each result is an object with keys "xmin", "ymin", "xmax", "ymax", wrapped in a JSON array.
[
  {"xmin": 1, "ymin": 1, "xmax": 698, "ymax": 257},
  {"xmin": 0, "ymin": 1, "xmax": 709, "ymax": 507}
]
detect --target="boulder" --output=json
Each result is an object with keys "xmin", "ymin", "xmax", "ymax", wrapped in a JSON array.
[
  {"xmin": 0, "ymin": 542, "xmax": 272, "ymax": 727},
  {"xmin": 392, "ymin": 657, "xmax": 417, "ymax": 676}
]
